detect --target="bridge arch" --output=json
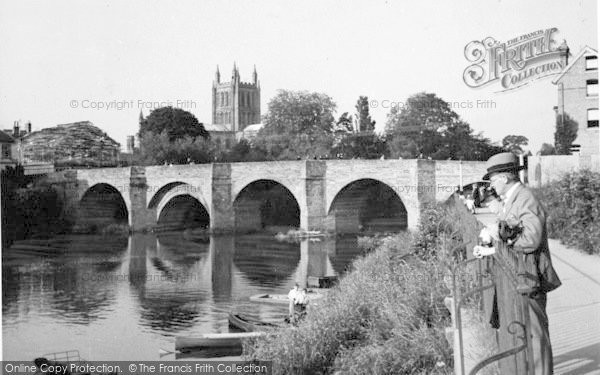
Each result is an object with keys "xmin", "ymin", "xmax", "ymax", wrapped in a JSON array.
[
  {"xmin": 148, "ymin": 182, "xmax": 210, "ymax": 212},
  {"xmin": 327, "ymin": 178, "xmax": 407, "ymax": 233},
  {"xmin": 150, "ymin": 182, "xmax": 211, "ymax": 231},
  {"xmin": 233, "ymin": 179, "xmax": 300, "ymax": 232},
  {"xmin": 156, "ymin": 194, "xmax": 210, "ymax": 232},
  {"xmin": 79, "ymin": 183, "xmax": 129, "ymax": 229}
]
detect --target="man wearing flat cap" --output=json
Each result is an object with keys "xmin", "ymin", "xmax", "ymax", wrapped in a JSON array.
[{"xmin": 474, "ymin": 152, "xmax": 561, "ymax": 375}]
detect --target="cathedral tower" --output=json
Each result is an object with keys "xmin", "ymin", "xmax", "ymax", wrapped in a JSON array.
[{"xmin": 212, "ymin": 63, "xmax": 261, "ymax": 132}]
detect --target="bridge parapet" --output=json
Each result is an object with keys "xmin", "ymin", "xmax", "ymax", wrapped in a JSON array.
[{"xmin": 51, "ymin": 159, "xmax": 488, "ymax": 234}]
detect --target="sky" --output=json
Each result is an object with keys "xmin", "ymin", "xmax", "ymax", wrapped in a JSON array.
[{"xmin": 0, "ymin": 0, "xmax": 597, "ymax": 153}]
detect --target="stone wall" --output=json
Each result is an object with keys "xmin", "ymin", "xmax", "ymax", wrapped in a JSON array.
[
  {"xmin": 527, "ymin": 154, "xmax": 600, "ymax": 187},
  {"xmin": 434, "ymin": 160, "xmax": 488, "ymax": 201}
]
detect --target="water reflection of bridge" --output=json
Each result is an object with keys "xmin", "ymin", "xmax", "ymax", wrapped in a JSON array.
[
  {"xmin": 127, "ymin": 233, "xmax": 362, "ymax": 329},
  {"xmin": 2, "ymin": 232, "xmax": 367, "ymax": 342},
  {"xmin": 129, "ymin": 233, "xmax": 361, "ymax": 292}
]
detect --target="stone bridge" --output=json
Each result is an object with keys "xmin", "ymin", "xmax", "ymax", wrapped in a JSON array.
[{"xmin": 48, "ymin": 159, "xmax": 486, "ymax": 233}]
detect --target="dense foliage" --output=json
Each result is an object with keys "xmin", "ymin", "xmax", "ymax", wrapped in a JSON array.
[
  {"xmin": 538, "ymin": 143, "xmax": 556, "ymax": 155},
  {"xmin": 535, "ymin": 170, "xmax": 600, "ymax": 254},
  {"xmin": 1, "ymin": 166, "xmax": 71, "ymax": 247},
  {"xmin": 554, "ymin": 113, "xmax": 578, "ymax": 155},
  {"xmin": 331, "ymin": 132, "xmax": 386, "ymax": 159},
  {"xmin": 384, "ymin": 93, "xmax": 503, "ymax": 160},
  {"xmin": 139, "ymin": 106, "xmax": 208, "ymax": 141},
  {"xmin": 502, "ymin": 135, "xmax": 529, "ymax": 154},
  {"xmin": 138, "ymin": 131, "xmax": 214, "ymax": 165},
  {"xmin": 255, "ymin": 90, "xmax": 337, "ymax": 160},
  {"xmin": 355, "ymin": 96, "xmax": 376, "ymax": 132},
  {"xmin": 130, "ymin": 91, "xmax": 513, "ymax": 165}
]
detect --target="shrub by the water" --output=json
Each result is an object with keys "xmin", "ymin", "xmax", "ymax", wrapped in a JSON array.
[{"xmin": 534, "ymin": 170, "xmax": 600, "ymax": 254}]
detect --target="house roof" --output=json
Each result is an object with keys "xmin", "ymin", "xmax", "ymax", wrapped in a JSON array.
[
  {"xmin": 205, "ymin": 123, "xmax": 232, "ymax": 132},
  {"xmin": 0, "ymin": 130, "xmax": 15, "ymax": 143},
  {"xmin": 243, "ymin": 123, "xmax": 263, "ymax": 132},
  {"xmin": 553, "ymin": 45, "xmax": 598, "ymax": 84}
]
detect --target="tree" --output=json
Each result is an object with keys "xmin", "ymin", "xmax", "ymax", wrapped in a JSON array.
[
  {"xmin": 502, "ymin": 135, "xmax": 529, "ymax": 154},
  {"xmin": 538, "ymin": 143, "xmax": 556, "ymax": 155},
  {"xmin": 383, "ymin": 92, "xmax": 500, "ymax": 160},
  {"xmin": 384, "ymin": 93, "xmax": 460, "ymax": 158},
  {"xmin": 332, "ymin": 132, "xmax": 386, "ymax": 159},
  {"xmin": 334, "ymin": 112, "xmax": 354, "ymax": 134},
  {"xmin": 256, "ymin": 90, "xmax": 337, "ymax": 159},
  {"xmin": 138, "ymin": 131, "xmax": 213, "ymax": 165},
  {"xmin": 554, "ymin": 113, "xmax": 578, "ymax": 155},
  {"xmin": 355, "ymin": 96, "xmax": 376, "ymax": 132},
  {"xmin": 139, "ymin": 106, "xmax": 208, "ymax": 142}
]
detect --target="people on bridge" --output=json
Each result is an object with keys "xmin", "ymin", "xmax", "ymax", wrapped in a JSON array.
[{"xmin": 473, "ymin": 152, "xmax": 562, "ymax": 375}]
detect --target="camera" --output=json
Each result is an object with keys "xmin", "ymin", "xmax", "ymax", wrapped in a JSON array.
[{"xmin": 498, "ymin": 219, "xmax": 522, "ymax": 243}]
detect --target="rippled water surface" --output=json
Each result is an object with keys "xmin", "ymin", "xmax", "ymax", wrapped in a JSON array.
[{"xmin": 2, "ymin": 233, "xmax": 364, "ymax": 361}]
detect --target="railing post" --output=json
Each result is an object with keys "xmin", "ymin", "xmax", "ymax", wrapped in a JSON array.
[{"xmin": 493, "ymin": 242, "xmax": 532, "ymax": 374}]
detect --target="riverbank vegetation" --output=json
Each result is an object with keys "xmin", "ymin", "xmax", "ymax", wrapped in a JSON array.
[
  {"xmin": 243, "ymin": 202, "xmax": 471, "ymax": 374},
  {"xmin": 1, "ymin": 166, "xmax": 71, "ymax": 247},
  {"xmin": 534, "ymin": 169, "xmax": 600, "ymax": 255},
  {"xmin": 1, "ymin": 166, "xmax": 131, "ymax": 248}
]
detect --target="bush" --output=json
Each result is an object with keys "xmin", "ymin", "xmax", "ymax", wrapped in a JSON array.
[
  {"xmin": 534, "ymin": 170, "xmax": 600, "ymax": 254},
  {"xmin": 411, "ymin": 198, "xmax": 480, "ymax": 261},
  {"xmin": 244, "ymin": 230, "xmax": 454, "ymax": 374}
]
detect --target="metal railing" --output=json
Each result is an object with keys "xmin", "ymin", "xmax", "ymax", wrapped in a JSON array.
[{"xmin": 445, "ymin": 196, "xmax": 535, "ymax": 374}]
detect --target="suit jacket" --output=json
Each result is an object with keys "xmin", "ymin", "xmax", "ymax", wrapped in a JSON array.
[{"xmin": 498, "ymin": 183, "xmax": 562, "ymax": 293}]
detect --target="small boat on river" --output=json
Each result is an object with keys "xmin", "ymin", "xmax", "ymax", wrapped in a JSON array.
[
  {"xmin": 175, "ymin": 332, "xmax": 265, "ymax": 351},
  {"xmin": 174, "ymin": 346, "xmax": 242, "ymax": 359},
  {"xmin": 228, "ymin": 312, "xmax": 284, "ymax": 332},
  {"xmin": 249, "ymin": 291, "xmax": 325, "ymax": 305}
]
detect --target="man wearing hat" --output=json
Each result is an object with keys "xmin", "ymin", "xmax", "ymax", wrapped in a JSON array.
[{"xmin": 474, "ymin": 152, "xmax": 561, "ymax": 375}]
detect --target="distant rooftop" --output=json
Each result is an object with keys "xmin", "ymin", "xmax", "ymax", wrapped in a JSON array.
[
  {"xmin": 243, "ymin": 123, "xmax": 263, "ymax": 132},
  {"xmin": 0, "ymin": 130, "xmax": 15, "ymax": 143},
  {"xmin": 205, "ymin": 124, "xmax": 233, "ymax": 132}
]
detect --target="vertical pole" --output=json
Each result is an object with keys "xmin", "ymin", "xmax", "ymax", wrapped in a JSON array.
[
  {"xmin": 459, "ymin": 160, "xmax": 463, "ymax": 191},
  {"xmin": 519, "ymin": 154, "xmax": 525, "ymax": 183}
]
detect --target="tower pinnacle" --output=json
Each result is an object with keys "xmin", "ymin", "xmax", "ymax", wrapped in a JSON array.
[{"xmin": 232, "ymin": 62, "xmax": 238, "ymax": 80}]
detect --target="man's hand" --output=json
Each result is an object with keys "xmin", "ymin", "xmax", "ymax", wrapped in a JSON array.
[
  {"xmin": 473, "ymin": 245, "xmax": 496, "ymax": 258},
  {"xmin": 488, "ymin": 199, "xmax": 502, "ymax": 214},
  {"xmin": 479, "ymin": 224, "xmax": 499, "ymax": 245}
]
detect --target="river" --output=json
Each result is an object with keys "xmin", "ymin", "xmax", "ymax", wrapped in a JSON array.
[{"xmin": 2, "ymin": 232, "xmax": 366, "ymax": 361}]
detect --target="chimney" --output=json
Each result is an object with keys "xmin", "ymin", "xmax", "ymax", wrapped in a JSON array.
[
  {"xmin": 13, "ymin": 121, "xmax": 19, "ymax": 138},
  {"xmin": 558, "ymin": 40, "xmax": 570, "ymax": 67}
]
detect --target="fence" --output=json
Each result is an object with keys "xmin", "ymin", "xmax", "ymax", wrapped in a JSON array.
[{"xmin": 445, "ymin": 195, "xmax": 535, "ymax": 374}]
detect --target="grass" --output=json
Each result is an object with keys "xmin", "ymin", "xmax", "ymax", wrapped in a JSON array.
[{"xmin": 243, "ymin": 229, "xmax": 456, "ymax": 374}]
